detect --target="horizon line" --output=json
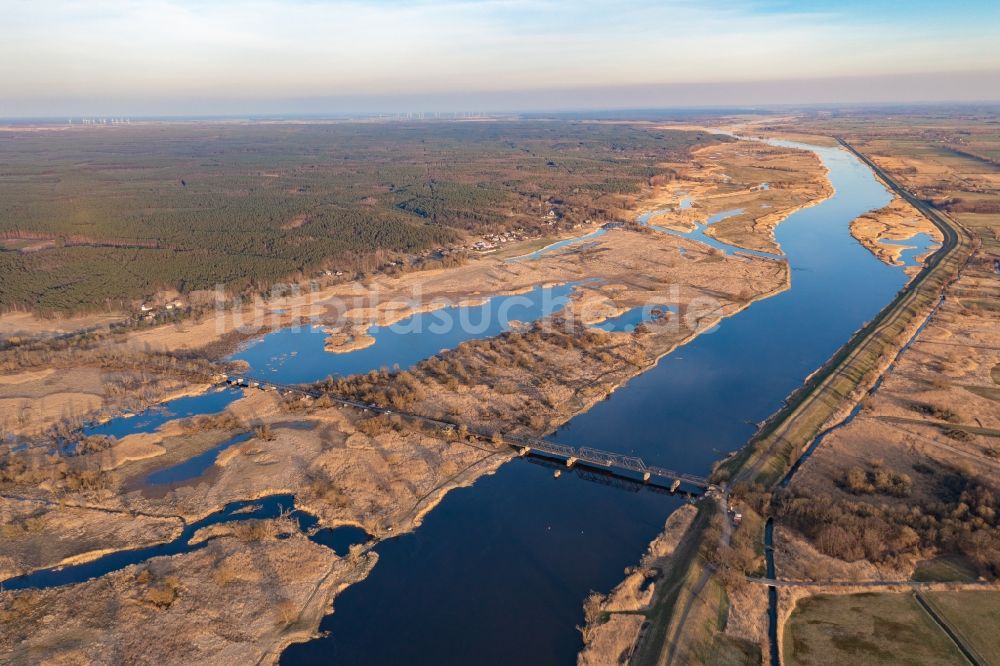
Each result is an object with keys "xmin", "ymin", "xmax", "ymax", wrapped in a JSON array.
[{"xmin": 4, "ymin": 100, "xmax": 1000, "ymax": 124}]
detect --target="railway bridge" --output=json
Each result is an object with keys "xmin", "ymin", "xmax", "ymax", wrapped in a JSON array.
[{"xmin": 219, "ymin": 374, "xmax": 715, "ymax": 494}]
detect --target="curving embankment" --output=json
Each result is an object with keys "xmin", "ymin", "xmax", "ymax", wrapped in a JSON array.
[{"xmin": 721, "ymin": 138, "xmax": 973, "ymax": 489}]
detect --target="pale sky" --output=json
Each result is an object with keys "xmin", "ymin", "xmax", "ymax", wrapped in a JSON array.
[{"xmin": 2, "ymin": 0, "xmax": 999, "ymax": 116}]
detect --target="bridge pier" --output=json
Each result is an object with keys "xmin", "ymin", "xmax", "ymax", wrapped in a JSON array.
[
  {"xmin": 518, "ymin": 446, "xmax": 531, "ymax": 457},
  {"xmin": 670, "ymin": 479, "xmax": 681, "ymax": 493},
  {"xmin": 566, "ymin": 457, "xmax": 577, "ymax": 468},
  {"xmin": 643, "ymin": 472, "xmax": 651, "ymax": 483}
]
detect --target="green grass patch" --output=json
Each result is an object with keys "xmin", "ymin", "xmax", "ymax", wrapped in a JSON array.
[
  {"xmin": 630, "ymin": 502, "xmax": 716, "ymax": 666},
  {"xmin": 963, "ymin": 385, "xmax": 1000, "ymax": 403},
  {"xmin": 960, "ymin": 298, "xmax": 1000, "ymax": 313},
  {"xmin": 784, "ymin": 592, "xmax": 965, "ymax": 666},
  {"xmin": 923, "ymin": 590, "xmax": 1000, "ymax": 666},
  {"xmin": 912, "ymin": 554, "xmax": 978, "ymax": 582}
]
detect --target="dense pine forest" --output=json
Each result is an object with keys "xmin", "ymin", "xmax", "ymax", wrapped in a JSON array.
[{"xmin": 0, "ymin": 121, "xmax": 718, "ymax": 313}]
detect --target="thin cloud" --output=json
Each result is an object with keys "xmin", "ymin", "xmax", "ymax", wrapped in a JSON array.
[{"xmin": 1, "ymin": 0, "xmax": 998, "ymax": 115}]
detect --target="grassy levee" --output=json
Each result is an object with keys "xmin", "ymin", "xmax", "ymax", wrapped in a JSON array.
[
  {"xmin": 715, "ymin": 138, "xmax": 973, "ymax": 489},
  {"xmin": 914, "ymin": 593, "xmax": 988, "ymax": 666},
  {"xmin": 632, "ymin": 500, "xmax": 761, "ymax": 666},
  {"xmin": 630, "ymin": 500, "xmax": 717, "ymax": 666}
]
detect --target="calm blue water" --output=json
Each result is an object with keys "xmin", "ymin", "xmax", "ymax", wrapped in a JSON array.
[
  {"xmin": 879, "ymin": 232, "xmax": 938, "ymax": 267},
  {"xmin": 282, "ymin": 140, "xmax": 907, "ymax": 665},
  {"xmin": 230, "ymin": 283, "xmax": 577, "ymax": 384},
  {"xmin": 283, "ymin": 461, "xmax": 676, "ymax": 666},
  {"xmin": 510, "ymin": 228, "xmax": 609, "ymax": 261},
  {"xmin": 551, "ymin": 140, "xmax": 897, "ymax": 464},
  {"xmin": 707, "ymin": 208, "xmax": 743, "ymax": 223},
  {"xmin": 80, "ymin": 284, "xmax": 576, "ymax": 441},
  {"xmin": 311, "ymin": 525, "xmax": 372, "ymax": 556},
  {"xmin": 0, "ymin": 494, "xmax": 370, "ymax": 591},
  {"xmin": 83, "ymin": 387, "xmax": 244, "ymax": 439},
  {"xmin": 593, "ymin": 304, "xmax": 676, "ymax": 333},
  {"xmin": 144, "ymin": 431, "xmax": 253, "ymax": 486},
  {"xmin": 641, "ymin": 206, "xmax": 781, "ymax": 259}
]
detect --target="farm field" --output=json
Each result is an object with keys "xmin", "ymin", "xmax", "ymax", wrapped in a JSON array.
[{"xmin": 783, "ymin": 592, "xmax": 966, "ymax": 666}]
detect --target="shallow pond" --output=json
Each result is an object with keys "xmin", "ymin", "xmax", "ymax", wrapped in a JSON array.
[
  {"xmin": 84, "ymin": 387, "xmax": 244, "ymax": 440},
  {"xmin": 879, "ymin": 231, "xmax": 939, "ymax": 267},
  {"xmin": 230, "ymin": 283, "xmax": 577, "ymax": 384},
  {"xmin": 143, "ymin": 431, "xmax": 253, "ymax": 487},
  {"xmin": 0, "ymin": 495, "xmax": 370, "ymax": 592},
  {"xmin": 82, "ymin": 283, "xmax": 577, "ymax": 440},
  {"xmin": 592, "ymin": 304, "xmax": 676, "ymax": 333}
]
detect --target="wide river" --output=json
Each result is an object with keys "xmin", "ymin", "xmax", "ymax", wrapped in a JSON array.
[
  {"xmin": 277, "ymin": 139, "xmax": 913, "ymax": 663},
  {"xmin": 62, "ymin": 137, "xmax": 915, "ymax": 664}
]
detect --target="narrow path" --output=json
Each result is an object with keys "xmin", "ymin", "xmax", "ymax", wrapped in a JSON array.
[
  {"xmin": 875, "ymin": 418, "xmax": 1000, "ymax": 468},
  {"xmin": 913, "ymin": 592, "xmax": 983, "ymax": 666},
  {"xmin": 662, "ymin": 564, "xmax": 716, "ymax": 666},
  {"xmin": 0, "ymin": 492, "xmax": 189, "ymax": 523},
  {"xmin": 877, "ymin": 414, "xmax": 1000, "ymax": 438},
  {"xmin": 661, "ymin": 494, "xmax": 730, "ymax": 666},
  {"xmin": 913, "ymin": 340, "xmax": 1000, "ymax": 352},
  {"xmin": 394, "ymin": 451, "xmax": 505, "ymax": 529},
  {"xmin": 748, "ymin": 577, "xmax": 996, "ymax": 590}
]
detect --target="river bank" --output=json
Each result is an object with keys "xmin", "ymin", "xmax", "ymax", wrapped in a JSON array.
[
  {"xmin": 578, "ymin": 504, "xmax": 698, "ymax": 665},
  {"xmin": 850, "ymin": 196, "xmax": 943, "ymax": 267}
]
